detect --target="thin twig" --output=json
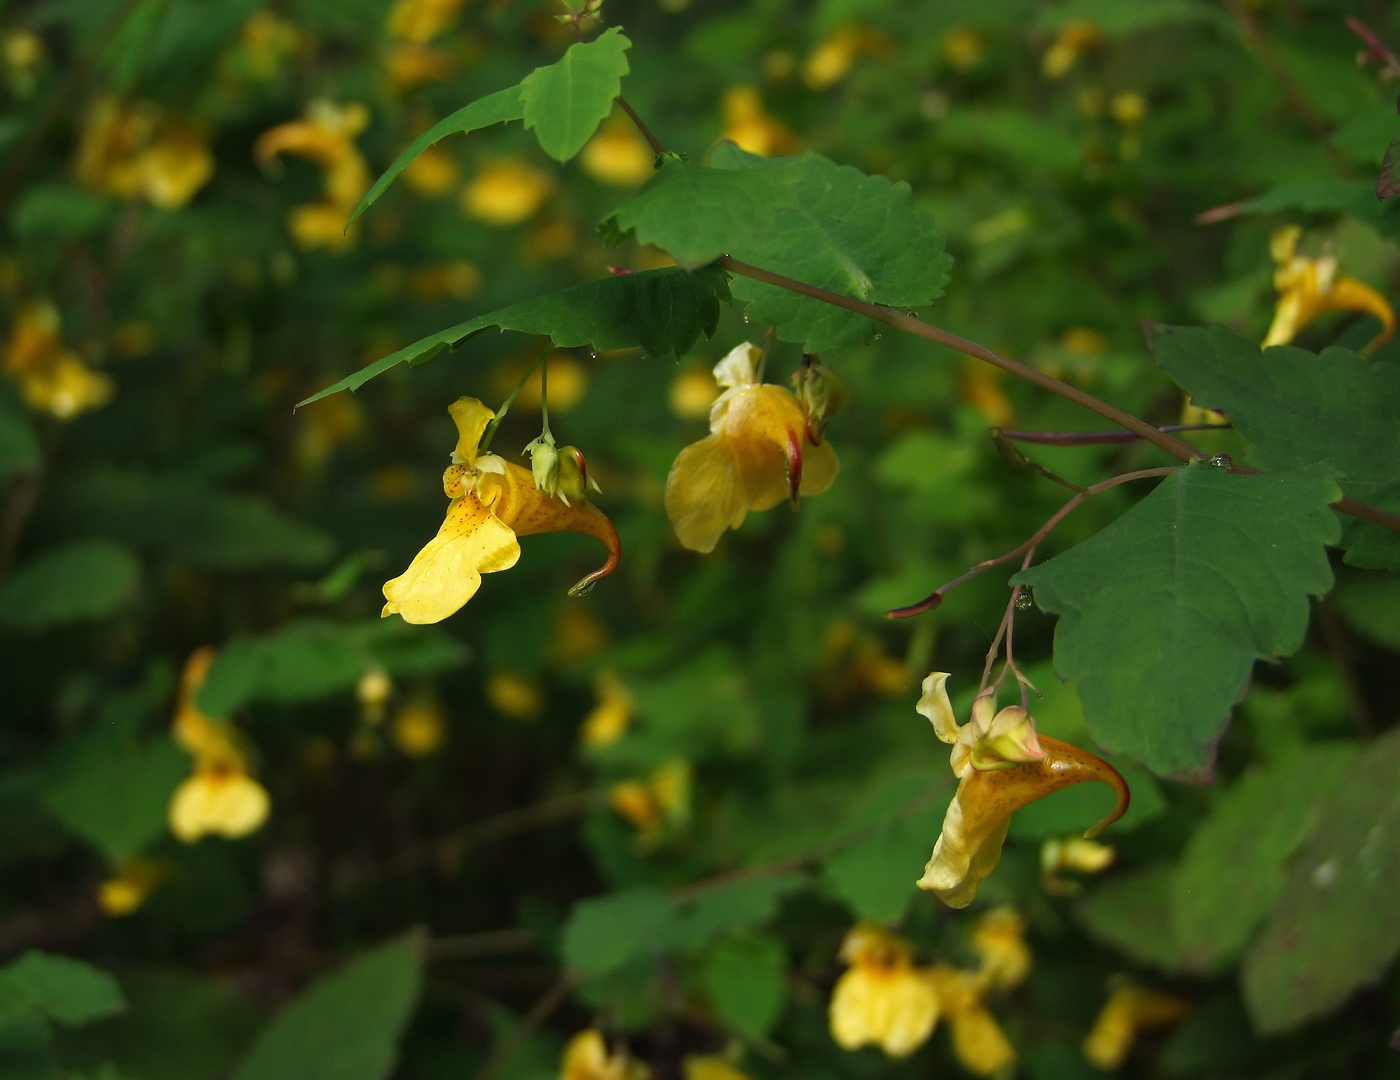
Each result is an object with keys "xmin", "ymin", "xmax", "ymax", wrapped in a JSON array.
[
  {"xmin": 616, "ymin": 96, "xmax": 666, "ymax": 155},
  {"xmin": 429, "ymin": 928, "xmax": 536, "ymax": 959},
  {"xmin": 472, "ymin": 972, "xmax": 578, "ymax": 1080},
  {"xmin": 997, "ymin": 422, "xmax": 1231, "ymax": 446},
  {"xmin": 1347, "ymin": 17, "xmax": 1400, "ymax": 75}
]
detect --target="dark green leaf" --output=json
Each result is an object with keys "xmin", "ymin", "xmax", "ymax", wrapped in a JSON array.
[
  {"xmin": 0, "ymin": 392, "xmax": 39, "ymax": 477},
  {"xmin": 0, "ymin": 953, "xmax": 125, "ymax": 1027},
  {"xmin": 298, "ymin": 265, "xmax": 729, "ymax": 406},
  {"xmin": 1242, "ymin": 728, "xmax": 1400, "ymax": 1032},
  {"xmin": 606, "ymin": 145, "xmax": 950, "ymax": 352},
  {"xmin": 12, "ymin": 184, "xmax": 117, "ymax": 240},
  {"xmin": 561, "ymin": 888, "xmax": 676, "ymax": 977},
  {"xmin": 0, "ymin": 540, "xmax": 141, "ymax": 633},
  {"xmin": 698, "ymin": 933, "xmax": 787, "ymax": 1041},
  {"xmin": 1170, "ymin": 745, "xmax": 1356, "ymax": 972},
  {"xmin": 1016, "ymin": 464, "xmax": 1341, "ymax": 778},
  {"xmin": 520, "ymin": 28, "xmax": 631, "ymax": 163},
  {"xmin": 349, "ymin": 85, "xmax": 525, "ymax": 226},
  {"xmin": 664, "ymin": 875, "xmax": 805, "ymax": 950},
  {"xmin": 231, "ymin": 934, "xmax": 423, "ymax": 1080},
  {"xmin": 1076, "ymin": 864, "xmax": 1182, "ymax": 971},
  {"xmin": 822, "ymin": 811, "xmax": 936, "ymax": 923},
  {"xmin": 1333, "ymin": 572, "xmax": 1400, "ymax": 650}
]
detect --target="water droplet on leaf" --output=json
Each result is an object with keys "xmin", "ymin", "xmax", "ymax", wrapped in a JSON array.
[
  {"xmin": 1209, "ymin": 453, "xmax": 1233, "ymax": 469},
  {"xmin": 1015, "ymin": 589, "xmax": 1033, "ymax": 610}
]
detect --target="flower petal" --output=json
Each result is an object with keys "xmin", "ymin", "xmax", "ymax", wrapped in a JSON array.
[
  {"xmin": 447, "ymin": 396, "xmax": 496, "ymax": 464},
  {"xmin": 917, "ymin": 672, "xmax": 960, "ymax": 744},
  {"xmin": 382, "ymin": 495, "xmax": 520, "ymax": 623},
  {"xmin": 665, "ymin": 434, "xmax": 749, "ymax": 553}
]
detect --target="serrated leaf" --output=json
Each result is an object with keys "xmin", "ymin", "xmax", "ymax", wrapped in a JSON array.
[
  {"xmin": 1170, "ymin": 745, "xmax": 1356, "ymax": 972},
  {"xmin": 520, "ymin": 27, "xmax": 631, "ymax": 163},
  {"xmin": 1242, "ymin": 728, "xmax": 1400, "ymax": 1033},
  {"xmin": 0, "ymin": 953, "xmax": 124, "ymax": 1027},
  {"xmin": 606, "ymin": 145, "xmax": 951, "ymax": 353},
  {"xmin": 0, "ymin": 540, "xmax": 141, "ymax": 633},
  {"xmin": 299, "ymin": 265, "xmax": 728, "ymax": 406},
  {"xmin": 1150, "ymin": 324, "xmax": 1400, "ymax": 569},
  {"xmin": 1015, "ymin": 464, "xmax": 1341, "ymax": 778},
  {"xmin": 562, "ymin": 887, "xmax": 677, "ymax": 977},
  {"xmin": 1076, "ymin": 864, "xmax": 1183, "ymax": 972},
  {"xmin": 348, "ymin": 85, "xmax": 524, "ymax": 226},
  {"xmin": 231, "ymin": 934, "xmax": 423, "ymax": 1080},
  {"xmin": 699, "ymin": 933, "xmax": 787, "ymax": 1041}
]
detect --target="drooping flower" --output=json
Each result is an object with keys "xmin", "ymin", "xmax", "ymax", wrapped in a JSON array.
[
  {"xmin": 915, "ymin": 673, "xmax": 1129, "ymax": 908},
  {"xmin": 829, "ymin": 923, "xmax": 941, "ymax": 1058},
  {"xmin": 1082, "ymin": 985, "xmax": 1190, "ymax": 1070},
  {"xmin": 1263, "ymin": 225, "xmax": 1395, "ymax": 353},
  {"xmin": 255, "ymin": 100, "xmax": 371, "ymax": 251},
  {"xmin": 75, "ymin": 96, "xmax": 214, "ymax": 209},
  {"xmin": 665, "ymin": 342, "xmax": 839, "ymax": 553},
  {"xmin": 3, "ymin": 302, "xmax": 113, "ymax": 420},
  {"xmin": 559, "ymin": 1028, "xmax": 648, "ymax": 1080},
  {"xmin": 381, "ymin": 397, "xmax": 620, "ymax": 624},
  {"xmin": 971, "ymin": 906, "xmax": 1031, "ymax": 991},
  {"xmin": 928, "ymin": 966, "xmax": 1018, "ymax": 1077}
]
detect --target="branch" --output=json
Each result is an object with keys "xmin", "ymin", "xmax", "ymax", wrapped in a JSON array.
[
  {"xmin": 617, "ymin": 96, "xmax": 666, "ymax": 155},
  {"xmin": 997, "ymin": 422, "xmax": 1231, "ymax": 446}
]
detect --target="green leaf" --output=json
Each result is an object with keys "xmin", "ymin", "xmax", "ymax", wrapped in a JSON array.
[
  {"xmin": 822, "ymin": 811, "xmax": 937, "ymax": 923},
  {"xmin": 231, "ymin": 934, "xmax": 423, "ymax": 1080},
  {"xmin": 520, "ymin": 28, "xmax": 631, "ymax": 163},
  {"xmin": 1076, "ymin": 864, "xmax": 1182, "ymax": 971},
  {"xmin": 298, "ymin": 265, "xmax": 729, "ymax": 406},
  {"xmin": 0, "ymin": 953, "xmax": 125, "ymax": 1027},
  {"xmin": 664, "ymin": 875, "xmax": 805, "ymax": 950},
  {"xmin": 1015, "ymin": 464, "xmax": 1341, "ymax": 778},
  {"xmin": 606, "ymin": 145, "xmax": 951, "ymax": 353},
  {"xmin": 1242, "ymin": 728, "xmax": 1400, "ymax": 1033},
  {"xmin": 1333, "ymin": 572, "xmax": 1400, "ymax": 651},
  {"xmin": 1170, "ymin": 745, "xmax": 1356, "ymax": 972},
  {"xmin": 348, "ymin": 85, "xmax": 525, "ymax": 226},
  {"xmin": 698, "ymin": 933, "xmax": 787, "ymax": 1041},
  {"xmin": 0, "ymin": 540, "xmax": 141, "ymax": 633},
  {"xmin": 0, "ymin": 392, "xmax": 39, "ymax": 478},
  {"xmin": 561, "ymin": 888, "xmax": 676, "ymax": 977},
  {"xmin": 1033, "ymin": 0, "xmax": 1221, "ymax": 34},
  {"xmin": 1150, "ymin": 324, "xmax": 1400, "ymax": 569}
]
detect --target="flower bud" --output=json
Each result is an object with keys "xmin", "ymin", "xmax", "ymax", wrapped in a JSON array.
[
  {"xmin": 524, "ymin": 431, "xmax": 560, "ymax": 494},
  {"xmin": 791, "ymin": 356, "xmax": 849, "ymax": 440}
]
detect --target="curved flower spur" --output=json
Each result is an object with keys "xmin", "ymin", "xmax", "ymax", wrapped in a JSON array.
[
  {"xmin": 382, "ymin": 396, "xmax": 620, "ymax": 624},
  {"xmin": 915, "ymin": 672, "xmax": 1130, "ymax": 908}
]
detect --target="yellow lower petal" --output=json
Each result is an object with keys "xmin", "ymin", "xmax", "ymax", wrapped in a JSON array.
[
  {"xmin": 829, "ymin": 964, "xmax": 940, "ymax": 1058},
  {"xmin": 665, "ymin": 435, "xmax": 749, "ymax": 553},
  {"xmin": 382, "ymin": 496, "xmax": 520, "ymax": 624},
  {"xmin": 950, "ymin": 1004, "xmax": 1016, "ymax": 1077},
  {"xmin": 168, "ymin": 768, "xmax": 270, "ymax": 842}
]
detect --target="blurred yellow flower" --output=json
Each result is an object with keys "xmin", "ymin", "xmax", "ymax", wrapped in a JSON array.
[
  {"xmin": 1041, "ymin": 835, "xmax": 1115, "ymax": 893},
  {"xmin": 392, "ymin": 698, "xmax": 448, "ymax": 756},
  {"xmin": 609, "ymin": 758, "xmax": 691, "ymax": 847},
  {"xmin": 971, "ymin": 906, "xmax": 1031, "ymax": 991},
  {"xmin": 75, "ymin": 96, "xmax": 214, "ymax": 210},
  {"xmin": 829, "ymin": 923, "xmax": 940, "ymax": 1057},
  {"xmin": 255, "ymin": 100, "xmax": 371, "ymax": 251},
  {"xmin": 296, "ymin": 389, "xmax": 364, "ymax": 470},
  {"xmin": 928, "ymin": 966, "xmax": 1017, "ymax": 1077},
  {"xmin": 1061, "ymin": 326, "xmax": 1108, "ymax": 356},
  {"xmin": 581, "ymin": 117, "xmax": 656, "ymax": 187},
  {"xmin": 234, "ymin": 10, "xmax": 303, "ymax": 81},
  {"xmin": 1263, "ymin": 225, "xmax": 1395, "ymax": 354},
  {"xmin": 581, "ymin": 671, "xmax": 633, "ymax": 747},
  {"xmin": 1110, "ymin": 92, "xmax": 1147, "ymax": 127},
  {"xmin": 560, "ymin": 1029, "xmax": 647, "ymax": 1080},
  {"xmin": 2, "ymin": 28, "xmax": 45, "ymax": 94},
  {"xmin": 960, "ymin": 363, "xmax": 1015, "ymax": 426},
  {"xmin": 548, "ymin": 603, "xmax": 610, "ymax": 666},
  {"xmin": 668, "ymin": 364, "xmax": 721, "ymax": 420},
  {"xmin": 168, "ymin": 649, "xmax": 270, "ymax": 843},
  {"xmin": 721, "ymin": 86, "xmax": 800, "ymax": 157},
  {"xmin": 462, "ymin": 158, "xmax": 553, "ymax": 226},
  {"xmin": 98, "ymin": 857, "xmax": 167, "ymax": 917},
  {"xmin": 1083, "ymin": 985, "xmax": 1190, "ymax": 1070},
  {"xmin": 683, "ymin": 1055, "xmax": 749, "ymax": 1080},
  {"xmin": 384, "ymin": 42, "xmax": 457, "ymax": 89},
  {"xmin": 665, "ymin": 342, "xmax": 839, "ymax": 553},
  {"xmin": 381, "ymin": 397, "xmax": 620, "ymax": 624},
  {"xmin": 915, "ymin": 673, "xmax": 1129, "ymax": 908},
  {"xmin": 402, "ymin": 144, "xmax": 461, "ymax": 196},
  {"xmin": 1043, "ymin": 20, "xmax": 1101, "ymax": 78},
  {"xmin": 3, "ymin": 301, "xmax": 113, "ymax": 420},
  {"xmin": 409, "ymin": 261, "xmax": 483, "ymax": 300},
  {"xmin": 803, "ymin": 27, "xmax": 865, "ymax": 90},
  {"xmin": 504, "ymin": 352, "xmax": 588, "ymax": 413},
  {"xmin": 387, "ymin": 0, "xmax": 469, "ymax": 44},
  {"xmin": 941, "ymin": 28, "xmax": 985, "ymax": 71},
  {"xmin": 357, "ymin": 666, "xmax": 394, "ymax": 725},
  {"xmin": 486, "ymin": 670, "xmax": 544, "ymax": 720}
]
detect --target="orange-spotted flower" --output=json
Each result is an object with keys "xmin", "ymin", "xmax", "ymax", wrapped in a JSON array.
[
  {"xmin": 3, "ymin": 301, "xmax": 113, "ymax": 419},
  {"xmin": 75, "ymin": 96, "xmax": 214, "ymax": 210},
  {"xmin": 1263, "ymin": 225, "xmax": 1395, "ymax": 354},
  {"xmin": 168, "ymin": 648, "xmax": 271, "ymax": 843},
  {"xmin": 928, "ymin": 966, "xmax": 1018, "ymax": 1077},
  {"xmin": 915, "ymin": 673, "xmax": 1129, "ymax": 908},
  {"xmin": 665, "ymin": 342, "xmax": 839, "ymax": 553},
  {"xmin": 560, "ymin": 1028, "xmax": 649, "ymax": 1080},
  {"xmin": 255, "ymin": 100, "xmax": 371, "ymax": 251},
  {"xmin": 1082, "ymin": 985, "xmax": 1190, "ymax": 1070},
  {"xmin": 381, "ymin": 397, "xmax": 620, "ymax": 624},
  {"xmin": 829, "ymin": 923, "xmax": 940, "ymax": 1057}
]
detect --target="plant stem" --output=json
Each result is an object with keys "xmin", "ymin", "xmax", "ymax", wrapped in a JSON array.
[
  {"xmin": 616, "ymin": 96, "xmax": 666, "ymax": 155},
  {"xmin": 472, "ymin": 973, "xmax": 577, "ymax": 1080},
  {"xmin": 997, "ymin": 422, "xmax": 1231, "ymax": 446},
  {"xmin": 480, "ymin": 341, "xmax": 553, "ymax": 452}
]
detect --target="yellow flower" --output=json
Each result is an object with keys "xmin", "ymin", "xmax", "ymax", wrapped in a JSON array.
[
  {"xmin": 485, "ymin": 670, "xmax": 544, "ymax": 720},
  {"xmin": 233, "ymin": 11, "xmax": 303, "ymax": 81},
  {"xmin": 168, "ymin": 649, "xmax": 271, "ymax": 843},
  {"xmin": 255, "ymin": 100, "xmax": 371, "ymax": 251},
  {"xmin": 548, "ymin": 603, "xmax": 610, "ymax": 666},
  {"xmin": 941, "ymin": 28, "xmax": 985, "ymax": 72},
  {"xmin": 683, "ymin": 1055, "xmax": 750, "ymax": 1080},
  {"xmin": 3, "ymin": 28, "xmax": 45, "ymax": 97},
  {"xmin": 75, "ymin": 96, "xmax": 214, "ymax": 210},
  {"xmin": 959, "ymin": 362, "xmax": 1015, "ymax": 427},
  {"xmin": 915, "ymin": 673, "xmax": 1129, "ymax": 908},
  {"xmin": 1110, "ymin": 92, "xmax": 1147, "ymax": 127},
  {"xmin": 1042, "ymin": 20, "xmax": 1101, "ymax": 78},
  {"xmin": 560, "ymin": 1028, "xmax": 647, "ymax": 1080},
  {"xmin": 391, "ymin": 698, "xmax": 447, "ymax": 756},
  {"xmin": 98, "ymin": 857, "xmax": 167, "ymax": 917},
  {"xmin": 829, "ymin": 923, "xmax": 940, "ymax": 1057},
  {"xmin": 971, "ymin": 906, "xmax": 1031, "ymax": 991},
  {"xmin": 357, "ymin": 666, "xmax": 393, "ymax": 725},
  {"xmin": 1041, "ymin": 835, "xmax": 1115, "ymax": 894},
  {"xmin": 381, "ymin": 397, "xmax": 621, "ymax": 624},
  {"xmin": 1082, "ymin": 986, "xmax": 1190, "ymax": 1070},
  {"xmin": 402, "ymin": 144, "xmax": 461, "ymax": 196},
  {"xmin": 384, "ymin": 42, "xmax": 457, "ymax": 89},
  {"xmin": 669, "ymin": 364, "xmax": 721, "ymax": 420},
  {"xmin": 386, "ymin": 0, "xmax": 469, "ymax": 44},
  {"xmin": 580, "ymin": 117, "xmax": 656, "ymax": 187},
  {"xmin": 928, "ymin": 966, "xmax": 1017, "ymax": 1078},
  {"xmin": 462, "ymin": 159, "xmax": 553, "ymax": 226},
  {"xmin": 665, "ymin": 342, "xmax": 839, "ymax": 553},
  {"xmin": 1263, "ymin": 226, "xmax": 1395, "ymax": 354},
  {"xmin": 581, "ymin": 671, "xmax": 632, "ymax": 747},
  {"xmin": 409, "ymin": 261, "xmax": 483, "ymax": 300},
  {"xmin": 3, "ymin": 302, "xmax": 113, "ymax": 419},
  {"xmin": 803, "ymin": 28, "xmax": 862, "ymax": 90},
  {"xmin": 720, "ymin": 87, "xmax": 800, "ymax": 158},
  {"xmin": 609, "ymin": 758, "xmax": 691, "ymax": 848},
  {"xmin": 296, "ymin": 390, "xmax": 364, "ymax": 470}
]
